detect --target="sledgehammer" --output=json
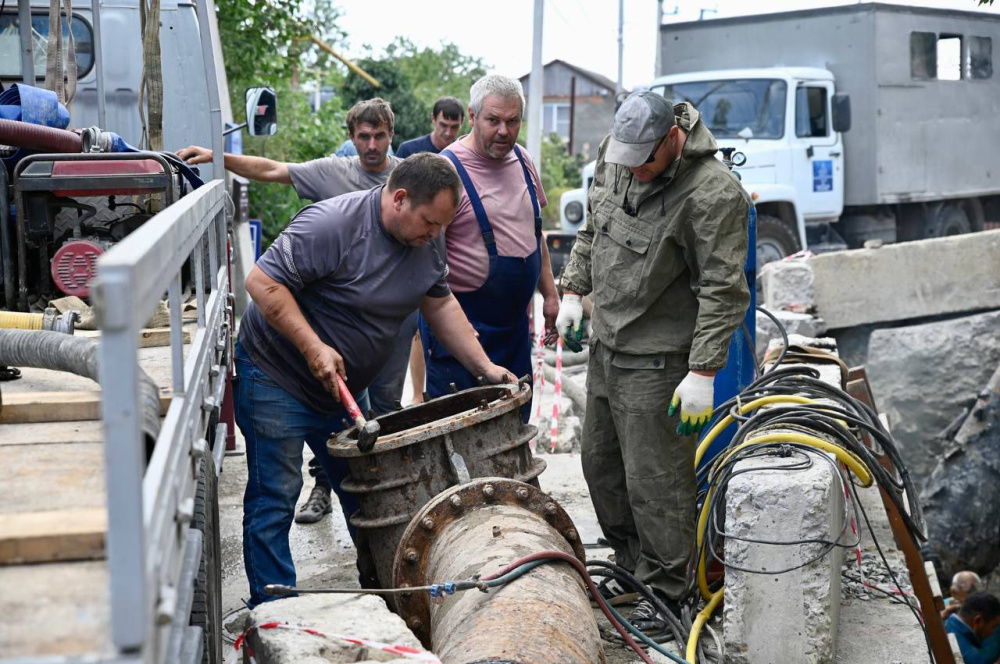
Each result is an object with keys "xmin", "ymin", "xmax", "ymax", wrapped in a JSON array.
[{"xmin": 335, "ymin": 373, "xmax": 380, "ymax": 452}]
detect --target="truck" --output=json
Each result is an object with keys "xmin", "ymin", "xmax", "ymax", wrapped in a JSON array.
[
  {"xmin": 0, "ymin": 0, "xmax": 268, "ymax": 661},
  {"xmin": 558, "ymin": 3, "xmax": 1000, "ymax": 266}
]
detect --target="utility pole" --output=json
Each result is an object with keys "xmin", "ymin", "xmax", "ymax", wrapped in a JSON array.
[
  {"xmin": 655, "ymin": 0, "xmax": 663, "ymax": 79},
  {"xmin": 617, "ymin": 0, "xmax": 625, "ymax": 94},
  {"xmin": 528, "ymin": 0, "xmax": 544, "ymax": 162}
]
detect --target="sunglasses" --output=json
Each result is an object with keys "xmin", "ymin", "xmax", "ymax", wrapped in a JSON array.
[{"xmin": 644, "ymin": 136, "xmax": 665, "ymax": 164}]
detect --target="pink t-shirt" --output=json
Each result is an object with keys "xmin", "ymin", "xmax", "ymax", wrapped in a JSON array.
[{"xmin": 444, "ymin": 140, "xmax": 547, "ymax": 292}]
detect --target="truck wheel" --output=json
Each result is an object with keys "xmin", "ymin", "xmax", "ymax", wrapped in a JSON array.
[
  {"xmin": 924, "ymin": 205, "xmax": 971, "ymax": 239},
  {"xmin": 756, "ymin": 214, "xmax": 800, "ymax": 269},
  {"xmin": 191, "ymin": 454, "xmax": 223, "ymax": 664}
]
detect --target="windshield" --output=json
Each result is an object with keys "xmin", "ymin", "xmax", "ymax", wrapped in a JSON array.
[{"xmin": 651, "ymin": 79, "xmax": 787, "ymax": 139}]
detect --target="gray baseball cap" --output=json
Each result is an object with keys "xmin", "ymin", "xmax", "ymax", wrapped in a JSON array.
[{"xmin": 605, "ymin": 91, "xmax": 675, "ymax": 167}]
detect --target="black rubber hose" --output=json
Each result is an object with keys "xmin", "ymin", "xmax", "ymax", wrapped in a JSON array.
[{"xmin": 0, "ymin": 329, "xmax": 160, "ymax": 441}]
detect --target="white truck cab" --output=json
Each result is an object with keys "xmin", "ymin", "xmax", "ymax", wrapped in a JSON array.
[{"xmin": 559, "ymin": 67, "xmax": 852, "ymax": 265}]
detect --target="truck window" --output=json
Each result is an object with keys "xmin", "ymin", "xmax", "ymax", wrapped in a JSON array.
[
  {"xmin": 795, "ymin": 87, "xmax": 828, "ymax": 138},
  {"xmin": 652, "ymin": 79, "xmax": 787, "ymax": 140},
  {"xmin": 0, "ymin": 12, "xmax": 94, "ymax": 79},
  {"xmin": 969, "ymin": 36, "xmax": 993, "ymax": 79},
  {"xmin": 937, "ymin": 34, "xmax": 963, "ymax": 81},
  {"xmin": 911, "ymin": 32, "xmax": 937, "ymax": 79}
]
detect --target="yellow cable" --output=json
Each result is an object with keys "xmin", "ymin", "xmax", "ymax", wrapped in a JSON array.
[
  {"xmin": 695, "ymin": 395, "xmax": 817, "ymax": 467},
  {"xmin": 686, "ymin": 588, "xmax": 724, "ymax": 663}
]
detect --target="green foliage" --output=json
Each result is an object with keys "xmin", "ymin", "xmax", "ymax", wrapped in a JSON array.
[
  {"xmin": 340, "ymin": 41, "xmax": 486, "ymax": 147},
  {"xmin": 383, "ymin": 38, "xmax": 487, "ymax": 112},
  {"xmin": 244, "ymin": 85, "xmax": 347, "ymax": 241},
  {"xmin": 215, "ymin": 0, "xmax": 348, "ymax": 243},
  {"xmin": 340, "ymin": 58, "xmax": 427, "ymax": 149},
  {"xmin": 542, "ymin": 187, "xmax": 570, "ymax": 230},
  {"xmin": 539, "ymin": 132, "xmax": 584, "ymax": 194}
]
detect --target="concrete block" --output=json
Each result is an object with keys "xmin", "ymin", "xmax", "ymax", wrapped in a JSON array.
[
  {"xmin": 723, "ymin": 452, "xmax": 845, "ymax": 664},
  {"xmin": 761, "ymin": 258, "xmax": 815, "ymax": 312},
  {"xmin": 756, "ymin": 309, "xmax": 828, "ymax": 361},
  {"xmin": 809, "ymin": 229, "xmax": 1000, "ymax": 329},
  {"xmin": 866, "ymin": 309, "xmax": 1000, "ymax": 483},
  {"xmin": 242, "ymin": 593, "xmax": 429, "ymax": 663}
]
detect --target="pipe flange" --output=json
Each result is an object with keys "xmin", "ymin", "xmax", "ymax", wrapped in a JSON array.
[{"xmin": 391, "ymin": 478, "xmax": 585, "ymax": 646}]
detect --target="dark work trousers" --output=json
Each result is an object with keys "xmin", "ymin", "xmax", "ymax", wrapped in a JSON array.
[{"xmin": 581, "ymin": 339, "xmax": 697, "ymax": 600}]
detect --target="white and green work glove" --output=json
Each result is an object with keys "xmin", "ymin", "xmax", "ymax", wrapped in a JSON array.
[
  {"xmin": 669, "ymin": 371, "xmax": 715, "ymax": 436},
  {"xmin": 556, "ymin": 293, "xmax": 584, "ymax": 352}
]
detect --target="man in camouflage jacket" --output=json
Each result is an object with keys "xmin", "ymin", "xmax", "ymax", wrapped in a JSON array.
[{"xmin": 558, "ymin": 91, "xmax": 750, "ymax": 628}]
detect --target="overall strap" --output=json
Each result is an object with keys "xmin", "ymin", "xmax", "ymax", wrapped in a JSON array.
[
  {"xmin": 513, "ymin": 145, "xmax": 542, "ymax": 238},
  {"xmin": 441, "ymin": 149, "xmax": 496, "ymax": 257}
]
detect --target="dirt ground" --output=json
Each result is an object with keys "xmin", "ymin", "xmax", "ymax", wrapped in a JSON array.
[{"xmin": 217, "ymin": 425, "xmax": 675, "ymax": 663}]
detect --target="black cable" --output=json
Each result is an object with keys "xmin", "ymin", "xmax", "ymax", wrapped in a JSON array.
[
  {"xmin": 586, "ymin": 560, "xmax": 689, "ymax": 645},
  {"xmin": 849, "ymin": 473, "xmax": 934, "ymax": 663},
  {"xmin": 755, "ymin": 305, "xmax": 789, "ymax": 372}
]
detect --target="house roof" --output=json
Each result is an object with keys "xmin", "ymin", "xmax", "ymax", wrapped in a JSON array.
[{"xmin": 519, "ymin": 59, "xmax": 620, "ymax": 94}]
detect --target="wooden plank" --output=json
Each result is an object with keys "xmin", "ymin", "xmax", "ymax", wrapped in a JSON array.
[
  {"xmin": 0, "ymin": 420, "xmax": 104, "ymax": 446},
  {"xmin": 76, "ymin": 324, "xmax": 194, "ymax": 348},
  {"xmin": 0, "ymin": 443, "xmax": 105, "ymax": 514},
  {"xmin": 0, "ymin": 560, "xmax": 111, "ymax": 656},
  {"xmin": 0, "ymin": 390, "xmax": 171, "ymax": 424},
  {"xmin": 0, "ymin": 508, "xmax": 106, "ymax": 564}
]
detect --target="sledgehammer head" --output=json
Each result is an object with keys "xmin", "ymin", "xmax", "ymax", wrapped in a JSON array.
[{"xmin": 357, "ymin": 419, "xmax": 381, "ymax": 452}]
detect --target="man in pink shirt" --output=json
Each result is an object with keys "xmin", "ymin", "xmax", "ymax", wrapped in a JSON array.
[{"xmin": 419, "ymin": 74, "xmax": 559, "ymax": 417}]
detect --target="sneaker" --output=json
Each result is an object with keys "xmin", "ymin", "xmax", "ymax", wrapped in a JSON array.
[
  {"xmin": 630, "ymin": 596, "xmax": 681, "ymax": 633},
  {"xmin": 295, "ymin": 484, "xmax": 332, "ymax": 524},
  {"xmin": 593, "ymin": 577, "xmax": 639, "ymax": 606}
]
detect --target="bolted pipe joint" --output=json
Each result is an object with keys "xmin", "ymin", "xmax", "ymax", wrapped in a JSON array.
[{"xmin": 392, "ymin": 478, "xmax": 605, "ymax": 664}]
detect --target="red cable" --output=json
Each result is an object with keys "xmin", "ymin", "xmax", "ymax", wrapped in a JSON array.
[{"xmin": 482, "ymin": 550, "xmax": 656, "ymax": 664}]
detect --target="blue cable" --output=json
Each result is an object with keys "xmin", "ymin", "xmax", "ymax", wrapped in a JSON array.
[{"xmin": 607, "ymin": 602, "xmax": 692, "ymax": 664}]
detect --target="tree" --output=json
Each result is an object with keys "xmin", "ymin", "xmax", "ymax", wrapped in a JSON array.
[
  {"xmin": 341, "ymin": 40, "xmax": 488, "ymax": 147},
  {"xmin": 340, "ymin": 57, "xmax": 427, "ymax": 149},
  {"xmin": 215, "ymin": 0, "xmax": 349, "ymax": 242}
]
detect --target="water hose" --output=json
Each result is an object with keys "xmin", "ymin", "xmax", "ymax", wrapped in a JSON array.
[
  {"xmin": 0, "ymin": 118, "xmax": 83, "ymax": 153},
  {"xmin": 0, "ymin": 329, "xmax": 161, "ymax": 441},
  {"xmin": 686, "ymin": 589, "xmax": 724, "ymax": 663}
]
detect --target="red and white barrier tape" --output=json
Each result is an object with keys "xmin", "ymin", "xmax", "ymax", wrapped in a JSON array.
[
  {"xmin": 550, "ymin": 336, "xmax": 563, "ymax": 453},
  {"xmin": 532, "ymin": 331, "xmax": 546, "ymax": 423},
  {"xmin": 225, "ymin": 621, "xmax": 442, "ymax": 664}
]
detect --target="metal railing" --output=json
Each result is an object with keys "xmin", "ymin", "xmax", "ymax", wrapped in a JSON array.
[{"xmin": 92, "ymin": 178, "xmax": 230, "ymax": 662}]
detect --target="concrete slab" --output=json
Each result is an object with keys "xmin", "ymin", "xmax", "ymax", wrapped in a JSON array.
[
  {"xmin": 809, "ymin": 229, "xmax": 1000, "ymax": 330},
  {"xmin": 242, "ymin": 593, "xmax": 430, "ymax": 663}
]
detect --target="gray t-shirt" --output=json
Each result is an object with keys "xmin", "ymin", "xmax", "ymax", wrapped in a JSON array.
[
  {"xmin": 288, "ymin": 155, "xmax": 403, "ymax": 202},
  {"xmin": 239, "ymin": 187, "xmax": 450, "ymax": 413}
]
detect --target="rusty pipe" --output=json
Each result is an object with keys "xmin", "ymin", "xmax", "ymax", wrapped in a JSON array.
[{"xmin": 392, "ymin": 479, "xmax": 606, "ymax": 664}]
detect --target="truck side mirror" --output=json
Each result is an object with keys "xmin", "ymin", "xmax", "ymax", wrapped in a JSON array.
[
  {"xmin": 245, "ymin": 87, "xmax": 278, "ymax": 137},
  {"xmin": 832, "ymin": 93, "xmax": 851, "ymax": 133}
]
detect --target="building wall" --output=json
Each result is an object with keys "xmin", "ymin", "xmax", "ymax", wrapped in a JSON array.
[{"xmin": 521, "ymin": 61, "xmax": 616, "ymax": 162}]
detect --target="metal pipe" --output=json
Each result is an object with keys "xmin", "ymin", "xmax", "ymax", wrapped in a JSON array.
[
  {"xmin": 329, "ymin": 383, "xmax": 544, "ymax": 591},
  {"xmin": 90, "ymin": 0, "xmax": 107, "ymax": 129},
  {"xmin": 195, "ymin": 0, "xmax": 225, "ymax": 182},
  {"xmin": 17, "ymin": 0, "xmax": 34, "ymax": 85},
  {"xmin": 392, "ymin": 479, "xmax": 605, "ymax": 664},
  {"xmin": 0, "ymin": 165, "xmax": 12, "ymax": 310}
]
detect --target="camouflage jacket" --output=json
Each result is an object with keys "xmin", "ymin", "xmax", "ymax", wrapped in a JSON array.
[{"xmin": 561, "ymin": 103, "xmax": 751, "ymax": 371}]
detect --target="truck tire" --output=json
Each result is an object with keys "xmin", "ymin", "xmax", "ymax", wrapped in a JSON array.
[
  {"xmin": 756, "ymin": 214, "xmax": 800, "ymax": 269},
  {"xmin": 924, "ymin": 205, "xmax": 971, "ymax": 239},
  {"xmin": 191, "ymin": 454, "xmax": 223, "ymax": 664}
]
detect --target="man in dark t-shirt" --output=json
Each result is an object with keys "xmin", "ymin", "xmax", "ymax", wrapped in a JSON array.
[
  {"xmin": 235, "ymin": 154, "xmax": 513, "ymax": 607},
  {"xmin": 396, "ymin": 96, "xmax": 464, "ymax": 158}
]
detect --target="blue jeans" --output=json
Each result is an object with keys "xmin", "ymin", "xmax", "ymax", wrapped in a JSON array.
[{"xmin": 234, "ymin": 340, "xmax": 369, "ymax": 607}]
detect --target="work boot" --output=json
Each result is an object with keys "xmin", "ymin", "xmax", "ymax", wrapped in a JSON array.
[
  {"xmin": 295, "ymin": 484, "xmax": 332, "ymax": 524},
  {"xmin": 593, "ymin": 577, "xmax": 639, "ymax": 606},
  {"xmin": 630, "ymin": 595, "xmax": 680, "ymax": 634}
]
